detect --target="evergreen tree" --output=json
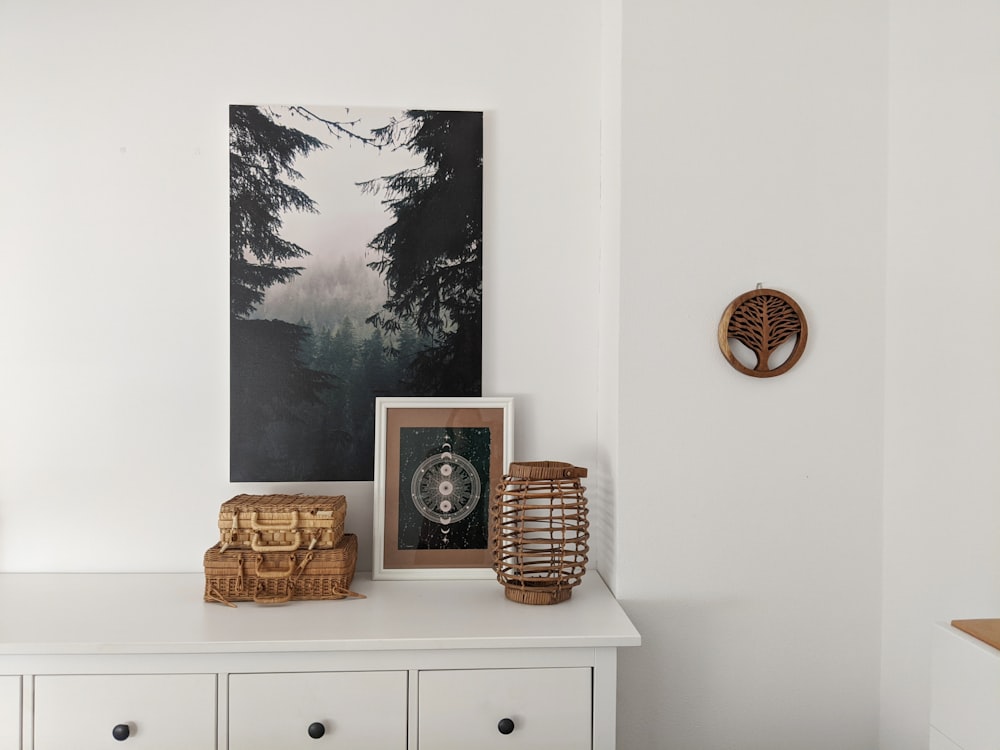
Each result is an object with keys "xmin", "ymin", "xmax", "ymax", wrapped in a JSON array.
[
  {"xmin": 329, "ymin": 317, "xmax": 360, "ymax": 379},
  {"xmin": 229, "ymin": 105, "xmax": 333, "ymax": 481},
  {"xmin": 363, "ymin": 110, "xmax": 483, "ymax": 396},
  {"xmin": 229, "ymin": 105, "xmax": 327, "ymax": 319}
]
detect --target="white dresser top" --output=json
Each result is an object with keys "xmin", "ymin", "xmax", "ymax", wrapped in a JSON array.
[{"xmin": 0, "ymin": 572, "xmax": 640, "ymax": 655}]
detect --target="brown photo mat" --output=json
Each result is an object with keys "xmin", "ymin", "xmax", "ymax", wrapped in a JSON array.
[{"xmin": 382, "ymin": 406, "xmax": 506, "ymax": 572}]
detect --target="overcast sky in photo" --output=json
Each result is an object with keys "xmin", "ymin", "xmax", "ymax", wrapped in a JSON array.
[{"xmin": 268, "ymin": 105, "xmax": 424, "ymax": 279}]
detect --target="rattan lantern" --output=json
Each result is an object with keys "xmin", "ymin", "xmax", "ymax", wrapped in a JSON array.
[{"xmin": 490, "ymin": 461, "xmax": 590, "ymax": 605}]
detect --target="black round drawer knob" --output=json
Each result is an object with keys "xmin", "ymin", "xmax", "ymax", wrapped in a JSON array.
[
  {"xmin": 497, "ymin": 717, "xmax": 515, "ymax": 735},
  {"xmin": 308, "ymin": 721, "xmax": 326, "ymax": 739},
  {"xmin": 112, "ymin": 724, "xmax": 131, "ymax": 741}
]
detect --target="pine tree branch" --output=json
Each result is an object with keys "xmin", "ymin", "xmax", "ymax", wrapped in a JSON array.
[{"xmin": 288, "ymin": 106, "xmax": 384, "ymax": 148}]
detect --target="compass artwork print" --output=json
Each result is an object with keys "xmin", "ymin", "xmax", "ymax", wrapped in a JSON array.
[
  {"xmin": 373, "ymin": 397, "xmax": 512, "ymax": 580},
  {"xmin": 401, "ymin": 427, "xmax": 490, "ymax": 551},
  {"xmin": 230, "ymin": 105, "xmax": 484, "ymax": 482}
]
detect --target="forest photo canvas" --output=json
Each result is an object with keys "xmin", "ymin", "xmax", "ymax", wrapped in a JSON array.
[{"xmin": 229, "ymin": 105, "xmax": 484, "ymax": 481}]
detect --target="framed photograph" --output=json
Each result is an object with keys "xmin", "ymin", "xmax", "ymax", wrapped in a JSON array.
[
  {"xmin": 373, "ymin": 397, "xmax": 513, "ymax": 580},
  {"xmin": 230, "ymin": 105, "xmax": 484, "ymax": 483}
]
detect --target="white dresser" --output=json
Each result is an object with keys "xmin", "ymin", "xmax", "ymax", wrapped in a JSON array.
[
  {"xmin": 0, "ymin": 572, "xmax": 639, "ymax": 749},
  {"xmin": 930, "ymin": 620, "xmax": 1000, "ymax": 750}
]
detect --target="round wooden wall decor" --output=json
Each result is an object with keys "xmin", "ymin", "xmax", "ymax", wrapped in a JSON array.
[{"xmin": 718, "ymin": 287, "xmax": 808, "ymax": 378}]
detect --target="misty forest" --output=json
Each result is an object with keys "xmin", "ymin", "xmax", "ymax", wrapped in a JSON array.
[{"xmin": 230, "ymin": 105, "xmax": 484, "ymax": 481}]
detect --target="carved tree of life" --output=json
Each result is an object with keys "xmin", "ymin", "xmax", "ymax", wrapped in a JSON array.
[{"xmin": 718, "ymin": 288, "xmax": 808, "ymax": 378}]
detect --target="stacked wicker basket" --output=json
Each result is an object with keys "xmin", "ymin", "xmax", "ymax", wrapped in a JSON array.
[{"xmin": 203, "ymin": 494, "xmax": 360, "ymax": 606}]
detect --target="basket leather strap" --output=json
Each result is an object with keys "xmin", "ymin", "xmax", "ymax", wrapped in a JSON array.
[{"xmin": 507, "ymin": 461, "xmax": 588, "ymax": 480}]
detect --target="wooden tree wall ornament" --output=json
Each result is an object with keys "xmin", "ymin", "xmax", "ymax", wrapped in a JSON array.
[{"xmin": 718, "ymin": 287, "xmax": 808, "ymax": 378}]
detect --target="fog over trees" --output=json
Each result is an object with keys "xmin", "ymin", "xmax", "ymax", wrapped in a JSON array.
[{"xmin": 230, "ymin": 105, "xmax": 483, "ymax": 481}]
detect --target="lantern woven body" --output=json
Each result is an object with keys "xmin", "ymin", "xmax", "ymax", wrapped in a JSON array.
[{"xmin": 491, "ymin": 461, "xmax": 590, "ymax": 605}]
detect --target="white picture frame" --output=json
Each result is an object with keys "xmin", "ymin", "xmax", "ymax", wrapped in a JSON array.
[{"xmin": 373, "ymin": 396, "xmax": 513, "ymax": 580}]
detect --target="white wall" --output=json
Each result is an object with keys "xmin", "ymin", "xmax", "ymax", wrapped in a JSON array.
[
  {"xmin": 613, "ymin": 1, "xmax": 887, "ymax": 748},
  {"xmin": 882, "ymin": 2, "xmax": 1000, "ymax": 748},
  {"xmin": 4, "ymin": 1, "xmax": 1000, "ymax": 749},
  {"xmin": 0, "ymin": 0, "xmax": 604, "ymax": 572}
]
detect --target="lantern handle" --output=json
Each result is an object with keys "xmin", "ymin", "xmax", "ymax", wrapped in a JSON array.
[{"xmin": 506, "ymin": 461, "xmax": 588, "ymax": 480}]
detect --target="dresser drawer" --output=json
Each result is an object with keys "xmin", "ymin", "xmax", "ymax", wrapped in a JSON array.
[
  {"xmin": 228, "ymin": 671, "xmax": 407, "ymax": 749},
  {"xmin": 32, "ymin": 674, "xmax": 216, "ymax": 750},
  {"xmin": 418, "ymin": 667, "xmax": 592, "ymax": 749},
  {"xmin": 1, "ymin": 676, "xmax": 20, "ymax": 749}
]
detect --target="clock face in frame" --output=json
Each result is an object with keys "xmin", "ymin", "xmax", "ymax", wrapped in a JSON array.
[{"xmin": 398, "ymin": 427, "xmax": 491, "ymax": 550}]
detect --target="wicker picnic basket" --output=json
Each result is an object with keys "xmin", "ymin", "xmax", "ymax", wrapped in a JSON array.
[
  {"xmin": 204, "ymin": 533, "xmax": 360, "ymax": 606},
  {"xmin": 218, "ymin": 493, "xmax": 346, "ymax": 553},
  {"xmin": 491, "ymin": 461, "xmax": 590, "ymax": 605}
]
